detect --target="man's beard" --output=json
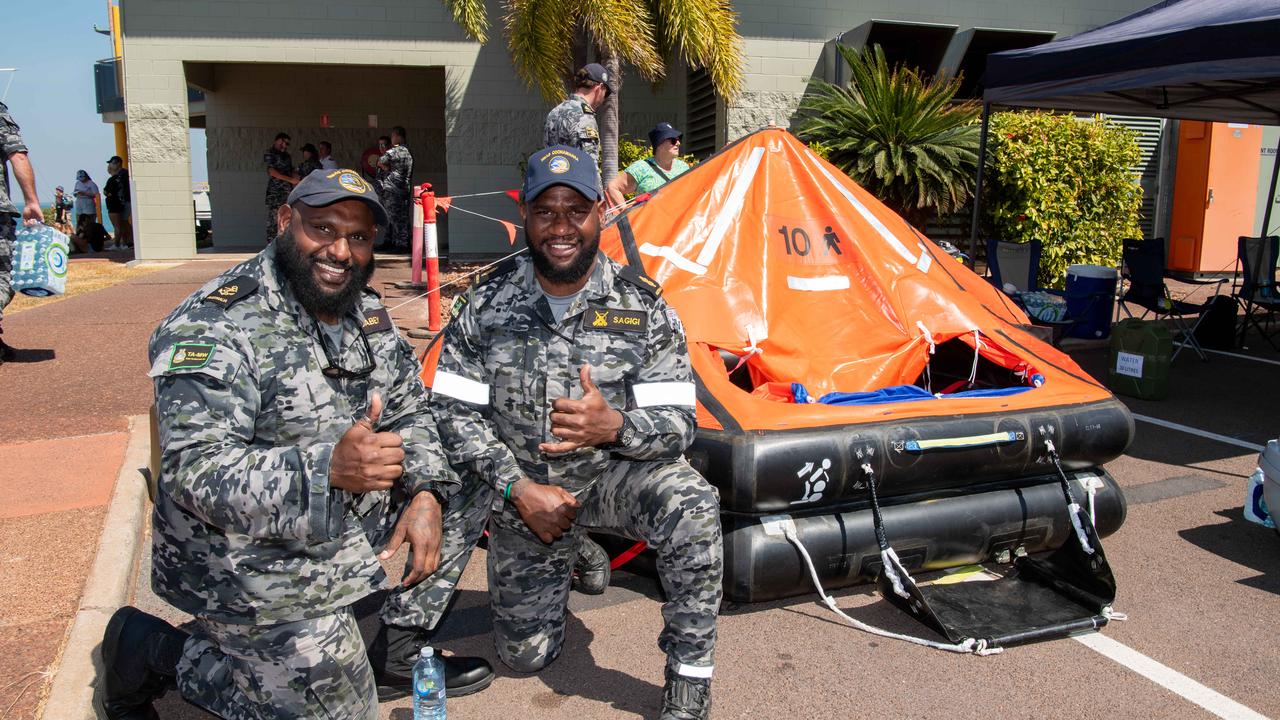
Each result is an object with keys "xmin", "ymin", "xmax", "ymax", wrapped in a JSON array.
[
  {"xmin": 273, "ymin": 226, "xmax": 375, "ymax": 317},
  {"xmin": 528, "ymin": 229, "xmax": 600, "ymax": 285}
]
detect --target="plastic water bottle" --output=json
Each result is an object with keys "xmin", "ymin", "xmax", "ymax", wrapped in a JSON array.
[{"xmin": 412, "ymin": 646, "xmax": 446, "ymax": 719}]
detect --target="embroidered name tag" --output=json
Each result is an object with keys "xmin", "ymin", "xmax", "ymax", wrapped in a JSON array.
[
  {"xmin": 362, "ymin": 308, "xmax": 394, "ymax": 334},
  {"xmin": 169, "ymin": 342, "xmax": 215, "ymax": 370},
  {"xmin": 583, "ymin": 306, "xmax": 647, "ymax": 334}
]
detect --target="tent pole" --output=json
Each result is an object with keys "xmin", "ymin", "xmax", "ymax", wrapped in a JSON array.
[
  {"xmin": 968, "ymin": 103, "xmax": 992, "ymax": 268},
  {"xmin": 1263, "ymin": 130, "xmax": 1280, "ymax": 237}
]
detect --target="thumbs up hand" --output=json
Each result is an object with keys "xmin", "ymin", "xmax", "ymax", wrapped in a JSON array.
[
  {"xmin": 538, "ymin": 365, "xmax": 624, "ymax": 455},
  {"xmin": 330, "ymin": 392, "xmax": 406, "ymax": 493}
]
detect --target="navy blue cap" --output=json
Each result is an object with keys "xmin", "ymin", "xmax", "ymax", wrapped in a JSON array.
[
  {"xmin": 578, "ymin": 62, "xmax": 616, "ymax": 95},
  {"xmin": 287, "ymin": 168, "xmax": 388, "ymax": 226},
  {"xmin": 648, "ymin": 122, "xmax": 682, "ymax": 149},
  {"xmin": 523, "ymin": 146, "xmax": 602, "ymax": 203}
]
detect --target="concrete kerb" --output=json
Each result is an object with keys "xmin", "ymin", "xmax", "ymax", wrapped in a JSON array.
[{"xmin": 41, "ymin": 414, "xmax": 152, "ymax": 720}]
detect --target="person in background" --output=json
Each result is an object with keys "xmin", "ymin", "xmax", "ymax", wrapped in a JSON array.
[
  {"xmin": 73, "ymin": 169, "xmax": 100, "ymax": 248},
  {"xmin": 0, "ymin": 100, "xmax": 42, "ymax": 365},
  {"xmin": 263, "ymin": 132, "xmax": 298, "ymax": 243},
  {"xmin": 53, "ymin": 186, "xmax": 73, "ymax": 227},
  {"xmin": 104, "ymin": 156, "xmax": 132, "ymax": 250},
  {"xmin": 318, "ymin": 140, "xmax": 338, "ymax": 170},
  {"xmin": 376, "ymin": 127, "xmax": 413, "ymax": 253},
  {"xmin": 298, "ymin": 143, "xmax": 322, "ymax": 179},
  {"xmin": 605, "ymin": 123, "xmax": 690, "ymax": 209},
  {"xmin": 543, "ymin": 63, "xmax": 615, "ymax": 169}
]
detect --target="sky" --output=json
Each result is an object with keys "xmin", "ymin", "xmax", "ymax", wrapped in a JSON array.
[{"xmin": 4, "ymin": 0, "xmax": 207, "ymax": 209}]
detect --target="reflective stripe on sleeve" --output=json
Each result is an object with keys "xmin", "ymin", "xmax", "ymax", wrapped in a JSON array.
[
  {"xmin": 432, "ymin": 371, "xmax": 490, "ymax": 405},
  {"xmin": 632, "ymin": 381, "xmax": 696, "ymax": 408}
]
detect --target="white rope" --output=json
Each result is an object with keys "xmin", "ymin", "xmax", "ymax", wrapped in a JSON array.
[
  {"xmin": 385, "ymin": 247, "xmax": 528, "ymax": 312},
  {"xmin": 444, "ymin": 204, "xmax": 524, "ymax": 229},
  {"xmin": 781, "ymin": 525, "xmax": 1002, "ymax": 655},
  {"xmin": 442, "ymin": 189, "xmax": 517, "ymax": 200},
  {"xmin": 1043, "ymin": 437, "xmax": 1096, "ymax": 555},
  {"xmin": 915, "ymin": 321, "xmax": 936, "ymax": 355},
  {"xmin": 968, "ymin": 330, "xmax": 982, "ymax": 386}
]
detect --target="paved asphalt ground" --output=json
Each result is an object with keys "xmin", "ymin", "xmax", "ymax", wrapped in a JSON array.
[{"xmin": 1, "ymin": 256, "xmax": 1277, "ymax": 719}]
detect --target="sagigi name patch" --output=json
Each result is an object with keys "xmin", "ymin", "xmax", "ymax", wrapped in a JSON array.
[
  {"xmin": 583, "ymin": 306, "xmax": 647, "ymax": 334},
  {"xmin": 169, "ymin": 342, "xmax": 215, "ymax": 370}
]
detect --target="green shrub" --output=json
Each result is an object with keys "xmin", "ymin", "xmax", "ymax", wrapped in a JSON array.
[{"xmin": 984, "ymin": 112, "xmax": 1143, "ymax": 288}]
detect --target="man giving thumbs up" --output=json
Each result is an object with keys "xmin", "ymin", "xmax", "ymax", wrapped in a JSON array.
[{"xmin": 101, "ymin": 170, "xmax": 492, "ymax": 720}]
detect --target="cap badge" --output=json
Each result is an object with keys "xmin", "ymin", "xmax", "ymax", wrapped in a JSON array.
[
  {"xmin": 548, "ymin": 156, "xmax": 571, "ymax": 174},
  {"xmin": 337, "ymin": 171, "xmax": 369, "ymax": 194}
]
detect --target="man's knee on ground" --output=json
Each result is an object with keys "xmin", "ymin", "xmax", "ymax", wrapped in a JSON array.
[{"xmin": 496, "ymin": 640, "xmax": 559, "ymax": 674}]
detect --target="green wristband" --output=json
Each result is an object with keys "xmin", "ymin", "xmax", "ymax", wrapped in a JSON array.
[{"xmin": 503, "ymin": 481, "xmax": 515, "ymax": 501}]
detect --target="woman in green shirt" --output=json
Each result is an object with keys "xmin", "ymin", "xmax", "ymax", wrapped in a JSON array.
[{"xmin": 605, "ymin": 122, "xmax": 690, "ymax": 209}]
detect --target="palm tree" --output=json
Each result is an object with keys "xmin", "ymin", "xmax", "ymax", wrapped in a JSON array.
[
  {"xmin": 500, "ymin": 0, "xmax": 744, "ymax": 182},
  {"xmin": 796, "ymin": 45, "xmax": 980, "ymax": 229}
]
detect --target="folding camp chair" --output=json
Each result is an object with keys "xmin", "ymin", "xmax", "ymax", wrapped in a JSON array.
[
  {"xmin": 986, "ymin": 239, "xmax": 1107, "ymax": 345},
  {"xmin": 1116, "ymin": 238, "xmax": 1226, "ymax": 361},
  {"xmin": 1235, "ymin": 236, "xmax": 1280, "ymax": 351}
]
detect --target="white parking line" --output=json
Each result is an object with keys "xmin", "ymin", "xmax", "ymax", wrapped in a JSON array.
[
  {"xmin": 1172, "ymin": 343, "xmax": 1280, "ymax": 367},
  {"xmin": 1132, "ymin": 414, "xmax": 1265, "ymax": 453},
  {"xmin": 1075, "ymin": 633, "xmax": 1269, "ymax": 720}
]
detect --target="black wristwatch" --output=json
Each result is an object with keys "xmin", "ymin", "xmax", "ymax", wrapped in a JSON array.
[{"xmin": 607, "ymin": 412, "xmax": 636, "ymax": 449}]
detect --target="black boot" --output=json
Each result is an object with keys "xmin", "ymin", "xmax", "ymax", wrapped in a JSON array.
[
  {"xmin": 659, "ymin": 666, "xmax": 712, "ymax": 720},
  {"xmin": 369, "ymin": 623, "xmax": 494, "ymax": 701},
  {"xmin": 571, "ymin": 535, "xmax": 611, "ymax": 595},
  {"xmin": 100, "ymin": 606, "xmax": 188, "ymax": 720}
]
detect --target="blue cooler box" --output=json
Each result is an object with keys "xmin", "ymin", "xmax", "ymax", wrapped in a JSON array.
[
  {"xmin": 1065, "ymin": 264, "xmax": 1117, "ymax": 339},
  {"xmin": 12, "ymin": 224, "xmax": 70, "ymax": 297}
]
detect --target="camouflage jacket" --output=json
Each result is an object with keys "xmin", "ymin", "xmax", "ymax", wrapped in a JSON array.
[
  {"xmin": 263, "ymin": 147, "xmax": 294, "ymax": 204},
  {"xmin": 543, "ymin": 94, "xmax": 600, "ymax": 165},
  {"xmin": 378, "ymin": 144, "xmax": 414, "ymax": 198},
  {"xmin": 147, "ymin": 246, "xmax": 454, "ymax": 624},
  {"xmin": 430, "ymin": 253, "xmax": 696, "ymax": 503},
  {"xmin": 0, "ymin": 101, "xmax": 29, "ymax": 218}
]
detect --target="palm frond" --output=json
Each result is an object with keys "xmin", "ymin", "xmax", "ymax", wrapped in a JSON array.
[
  {"xmin": 439, "ymin": 0, "xmax": 489, "ymax": 43},
  {"xmin": 651, "ymin": 0, "xmax": 745, "ymax": 101},
  {"xmin": 503, "ymin": 0, "xmax": 576, "ymax": 102},
  {"xmin": 578, "ymin": 0, "xmax": 663, "ymax": 79}
]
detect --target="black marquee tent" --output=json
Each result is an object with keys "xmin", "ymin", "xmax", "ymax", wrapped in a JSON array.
[{"xmin": 969, "ymin": 0, "xmax": 1280, "ymax": 256}]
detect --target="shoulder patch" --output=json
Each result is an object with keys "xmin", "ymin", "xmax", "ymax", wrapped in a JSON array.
[
  {"xmin": 362, "ymin": 285, "xmax": 382, "ymax": 299},
  {"xmin": 362, "ymin": 308, "xmax": 394, "ymax": 334},
  {"xmin": 203, "ymin": 276, "xmax": 258, "ymax": 309},
  {"xmin": 617, "ymin": 265, "xmax": 662, "ymax": 299},
  {"xmin": 168, "ymin": 342, "xmax": 215, "ymax": 370}
]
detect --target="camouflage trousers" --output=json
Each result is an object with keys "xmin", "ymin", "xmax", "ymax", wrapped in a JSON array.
[
  {"xmin": 384, "ymin": 193, "xmax": 412, "ymax": 250},
  {"xmin": 0, "ymin": 216, "xmax": 14, "ymax": 323},
  {"xmin": 176, "ymin": 478, "xmax": 492, "ymax": 718},
  {"xmin": 265, "ymin": 200, "xmax": 285, "ymax": 244},
  {"xmin": 489, "ymin": 458, "xmax": 723, "ymax": 676}
]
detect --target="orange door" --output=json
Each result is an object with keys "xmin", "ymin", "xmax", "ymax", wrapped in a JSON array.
[{"xmin": 1168, "ymin": 122, "xmax": 1262, "ymax": 273}]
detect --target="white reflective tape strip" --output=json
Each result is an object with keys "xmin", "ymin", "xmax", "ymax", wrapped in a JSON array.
[
  {"xmin": 431, "ymin": 371, "xmax": 490, "ymax": 405},
  {"xmin": 694, "ymin": 147, "xmax": 766, "ymax": 267},
  {"xmin": 812, "ymin": 157, "xmax": 919, "ymax": 266},
  {"xmin": 632, "ymin": 381, "xmax": 697, "ymax": 407},
  {"xmin": 786, "ymin": 275, "xmax": 851, "ymax": 291},
  {"xmin": 639, "ymin": 243, "xmax": 708, "ymax": 275},
  {"xmin": 915, "ymin": 247, "xmax": 932, "ymax": 272},
  {"xmin": 676, "ymin": 663, "xmax": 714, "ymax": 679}
]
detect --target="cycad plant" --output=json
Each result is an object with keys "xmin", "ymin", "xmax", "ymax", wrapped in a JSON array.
[{"xmin": 796, "ymin": 45, "xmax": 980, "ymax": 228}]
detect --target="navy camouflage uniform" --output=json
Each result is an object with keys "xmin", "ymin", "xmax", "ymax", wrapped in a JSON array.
[
  {"xmin": 377, "ymin": 144, "xmax": 414, "ymax": 250},
  {"xmin": 543, "ymin": 94, "xmax": 601, "ymax": 167},
  {"xmin": 263, "ymin": 146, "xmax": 293, "ymax": 242},
  {"xmin": 430, "ymin": 252, "xmax": 723, "ymax": 678},
  {"xmin": 148, "ymin": 245, "xmax": 487, "ymax": 719},
  {"xmin": 0, "ymin": 101, "xmax": 28, "ymax": 325}
]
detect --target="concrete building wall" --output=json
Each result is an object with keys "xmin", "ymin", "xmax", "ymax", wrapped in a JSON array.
[
  {"xmin": 120, "ymin": 0, "xmax": 687, "ymax": 259},
  {"xmin": 724, "ymin": 0, "xmax": 1155, "ymax": 138},
  {"xmin": 119, "ymin": 0, "xmax": 1153, "ymax": 259}
]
